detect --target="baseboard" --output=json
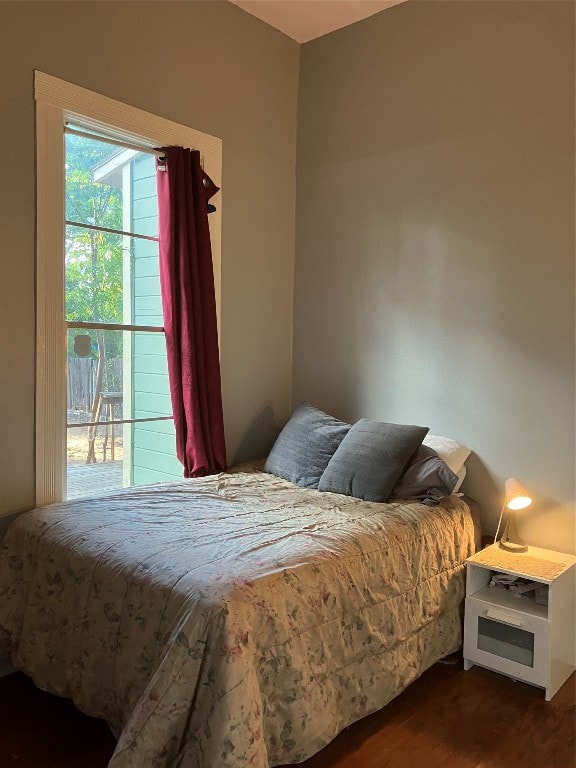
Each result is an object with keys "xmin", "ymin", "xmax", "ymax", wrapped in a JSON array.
[{"xmin": 0, "ymin": 658, "xmax": 16, "ymax": 678}]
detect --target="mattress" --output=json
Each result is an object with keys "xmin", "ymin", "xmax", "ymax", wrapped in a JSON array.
[{"xmin": 0, "ymin": 465, "xmax": 478, "ymax": 767}]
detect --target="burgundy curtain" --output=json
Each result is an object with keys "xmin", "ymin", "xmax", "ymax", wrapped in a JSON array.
[{"xmin": 156, "ymin": 146, "xmax": 226, "ymax": 477}]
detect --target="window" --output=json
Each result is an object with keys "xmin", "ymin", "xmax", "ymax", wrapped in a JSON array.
[
  {"xmin": 35, "ymin": 72, "xmax": 222, "ymax": 505},
  {"xmin": 65, "ymin": 130, "xmax": 184, "ymax": 498}
]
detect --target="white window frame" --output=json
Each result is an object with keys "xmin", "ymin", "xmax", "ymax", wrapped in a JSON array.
[{"xmin": 35, "ymin": 71, "xmax": 222, "ymax": 505}]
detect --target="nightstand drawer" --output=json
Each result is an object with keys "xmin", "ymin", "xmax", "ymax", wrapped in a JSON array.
[{"xmin": 464, "ymin": 596, "xmax": 550, "ymax": 687}]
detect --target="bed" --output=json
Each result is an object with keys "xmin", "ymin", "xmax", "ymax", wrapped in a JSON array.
[{"xmin": 0, "ymin": 463, "xmax": 479, "ymax": 768}]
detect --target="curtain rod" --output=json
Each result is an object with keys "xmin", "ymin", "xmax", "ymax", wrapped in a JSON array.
[{"xmin": 64, "ymin": 125, "xmax": 166, "ymax": 159}]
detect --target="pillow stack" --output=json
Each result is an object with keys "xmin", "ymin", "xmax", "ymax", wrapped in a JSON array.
[
  {"xmin": 422, "ymin": 434, "xmax": 470, "ymax": 492},
  {"xmin": 265, "ymin": 402, "xmax": 466, "ymax": 504},
  {"xmin": 390, "ymin": 444, "xmax": 458, "ymax": 505}
]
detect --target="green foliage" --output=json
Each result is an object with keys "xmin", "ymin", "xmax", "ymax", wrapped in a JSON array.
[{"xmin": 65, "ymin": 228, "xmax": 123, "ymax": 323}]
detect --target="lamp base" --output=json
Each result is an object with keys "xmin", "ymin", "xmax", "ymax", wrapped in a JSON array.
[
  {"xmin": 499, "ymin": 510, "xmax": 528, "ymax": 553},
  {"xmin": 499, "ymin": 539, "xmax": 528, "ymax": 553}
]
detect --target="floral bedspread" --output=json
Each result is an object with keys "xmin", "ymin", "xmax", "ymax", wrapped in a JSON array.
[{"xmin": 0, "ymin": 467, "xmax": 476, "ymax": 767}]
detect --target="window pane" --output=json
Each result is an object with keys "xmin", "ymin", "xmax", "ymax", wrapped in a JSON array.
[
  {"xmin": 65, "ymin": 131, "xmax": 158, "ymax": 239},
  {"xmin": 66, "ymin": 225, "xmax": 123, "ymax": 325},
  {"xmin": 65, "ymin": 226, "xmax": 162, "ymax": 326},
  {"xmin": 66, "ymin": 329, "xmax": 181, "ymax": 500},
  {"xmin": 67, "ymin": 425, "xmax": 124, "ymax": 499}
]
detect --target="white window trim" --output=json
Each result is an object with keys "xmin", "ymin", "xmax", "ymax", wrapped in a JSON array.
[{"xmin": 35, "ymin": 71, "xmax": 222, "ymax": 506}]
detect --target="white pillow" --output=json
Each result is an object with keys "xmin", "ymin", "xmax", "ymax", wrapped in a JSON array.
[
  {"xmin": 422, "ymin": 434, "xmax": 470, "ymax": 476},
  {"xmin": 453, "ymin": 465, "xmax": 467, "ymax": 493}
]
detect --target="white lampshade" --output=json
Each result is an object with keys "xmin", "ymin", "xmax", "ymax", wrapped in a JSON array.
[{"xmin": 505, "ymin": 477, "xmax": 532, "ymax": 511}]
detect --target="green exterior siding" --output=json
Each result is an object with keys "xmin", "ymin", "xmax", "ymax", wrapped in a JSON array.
[{"xmin": 130, "ymin": 154, "xmax": 182, "ymax": 483}]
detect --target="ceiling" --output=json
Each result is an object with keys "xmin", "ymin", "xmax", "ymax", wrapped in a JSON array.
[{"xmin": 228, "ymin": 0, "xmax": 405, "ymax": 44}]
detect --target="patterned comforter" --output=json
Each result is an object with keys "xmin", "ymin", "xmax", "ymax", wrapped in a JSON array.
[{"xmin": 0, "ymin": 466, "xmax": 477, "ymax": 767}]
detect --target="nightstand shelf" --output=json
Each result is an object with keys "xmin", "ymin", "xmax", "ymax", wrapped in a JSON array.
[
  {"xmin": 471, "ymin": 585, "xmax": 548, "ymax": 620},
  {"xmin": 463, "ymin": 544, "xmax": 576, "ymax": 701}
]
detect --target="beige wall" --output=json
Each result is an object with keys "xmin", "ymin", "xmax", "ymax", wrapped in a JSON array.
[
  {"xmin": 0, "ymin": 0, "xmax": 299, "ymax": 517},
  {"xmin": 294, "ymin": 1, "xmax": 575, "ymax": 552}
]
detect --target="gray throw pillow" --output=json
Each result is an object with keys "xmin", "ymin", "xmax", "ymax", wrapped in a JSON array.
[
  {"xmin": 391, "ymin": 444, "xmax": 458, "ymax": 505},
  {"xmin": 264, "ymin": 403, "xmax": 351, "ymax": 488},
  {"xmin": 318, "ymin": 419, "xmax": 429, "ymax": 502}
]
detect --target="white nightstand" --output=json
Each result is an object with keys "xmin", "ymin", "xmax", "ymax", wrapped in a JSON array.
[{"xmin": 463, "ymin": 544, "xmax": 576, "ymax": 700}]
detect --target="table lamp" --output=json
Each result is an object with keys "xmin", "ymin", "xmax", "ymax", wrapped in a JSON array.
[{"xmin": 499, "ymin": 477, "xmax": 532, "ymax": 552}]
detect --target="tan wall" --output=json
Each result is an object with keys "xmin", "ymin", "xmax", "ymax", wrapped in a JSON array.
[
  {"xmin": 294, "ymin": 1, "xmax": 575, "ymax": 552},
  {"xmin": 0, "ymin": 0, "xmax": 299, "ymax": 516}
]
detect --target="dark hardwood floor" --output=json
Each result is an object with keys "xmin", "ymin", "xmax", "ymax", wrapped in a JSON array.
[{"xmin": 0, "ymin": 661, "xmax": 574, "ymax": 768}]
